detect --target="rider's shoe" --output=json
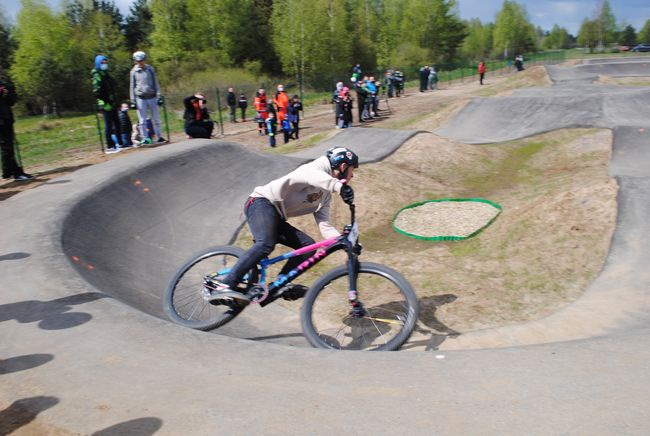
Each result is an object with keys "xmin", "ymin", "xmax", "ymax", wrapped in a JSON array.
[
  {"xmin": 202, "ymin": 280, "xmax": 250, "ymax": 303},
  {"xmin": 280, "ymin": 284, "xmax": 308, "ymax": 301}
]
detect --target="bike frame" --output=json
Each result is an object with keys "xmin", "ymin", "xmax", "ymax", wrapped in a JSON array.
[{"xmin": 222, "ymin": 205, "xmax": 360, "ymax": 308}]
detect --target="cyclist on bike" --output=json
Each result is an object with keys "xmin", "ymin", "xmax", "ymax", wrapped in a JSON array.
[{"xmin": 203, "ymin": 147, "xmax": 358, "ymax": 303}]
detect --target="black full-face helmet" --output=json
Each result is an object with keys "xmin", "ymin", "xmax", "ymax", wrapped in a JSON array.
[{"xmin": 326, "ymin": 147, "xmax": 359, "ymax": 173}]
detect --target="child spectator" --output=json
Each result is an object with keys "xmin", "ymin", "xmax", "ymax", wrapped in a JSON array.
[
  {"xmin": 254, "ymin": 89, "xmax": 268, "ymax": 136},
  {"xmin": 118, "ymin": 103, "xmax": 135, "ymax": 147},
  {"xmin": 281, "ymin": 114, "xmax": 292, "ymax": 144},
  {"xmin": 336, "ymin": 88, "xmax": 353, "ymax": 129},
  {"xmin": 288, "ymin": 95, "xmax": 302, "ymax": 139},
  {"xmin": 265, "ymin": 111, "xmax": 277, "ymax": 147},
  {"xmin": 238, "ymin": 93, "xmax": 248, "ymax": 122},
  {"xmin": 332, "ymin": 82, "xmax": 344, "ymax": 126}
]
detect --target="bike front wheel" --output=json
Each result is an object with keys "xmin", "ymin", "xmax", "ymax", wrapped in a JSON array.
[
  {"xmin": 163, "ymin": 245, "xmax": 257, "ymax": 331},
  {"xmin": 301, "ymin": 262, "xmax": 418, "ymax": 351}
]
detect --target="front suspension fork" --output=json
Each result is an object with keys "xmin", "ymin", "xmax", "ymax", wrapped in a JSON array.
[{"xmin": 347, "ymin": 251, "xmax": 360, "ymax": 308}]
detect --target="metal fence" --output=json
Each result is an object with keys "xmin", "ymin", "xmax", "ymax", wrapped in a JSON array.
[{"xmin": 14, "ymin": 50, "xmax": 568, "ymax": 168}]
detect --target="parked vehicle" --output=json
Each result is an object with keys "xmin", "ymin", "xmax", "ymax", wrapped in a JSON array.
[{"xmin": 631, "ymin": 43, "xmax": 650, "ymax": 52}]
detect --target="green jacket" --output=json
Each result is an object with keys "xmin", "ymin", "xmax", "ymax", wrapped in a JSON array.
[{"xmin": 91, "ymin": 68, "xmax": 118, "ymax": 111}]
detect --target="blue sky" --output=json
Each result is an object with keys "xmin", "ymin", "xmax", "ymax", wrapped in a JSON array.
[
  {"xmin": 457, "ymin": 0, "xmax": 650, "ymax": 35},
  {"xmin": 2, "ymin": 0, "xmax": 650, "ymax": 36}
]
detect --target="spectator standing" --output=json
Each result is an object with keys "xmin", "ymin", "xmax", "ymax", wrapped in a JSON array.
[
  {"xmin": 281, "ymin": 113, "xmax": 292, "ymax": 144},
  {"xmin": 288, "ymin": 95, "xmax": 302, "ymax": 139},
  {"xmin": 238, "ymin": 93, "xmax": 248, "ymax": 122},
  {"xmin": 428, "ymin": 67, "xmax": 438, "ymax": 90},
  {"xmin": 274, "ymin": 84, "xmax": 289, "ymax": 124},
  {"xmin": 227, "ymin": 87, "xmax": 237, "ymax": 122},
  {"xmin": 351, "ymin": 63, "xmax": 362, "ymax": 81},
  {"xmin": 394, "ymin": 70, "xmax": 405, "ymax": 96},
  {"xmin": 183, "ymin": 93, "xmax": 214, "ymax": 139},
  {"xmin": 265, "ymin": 111, "xmax": 277, "ymax": 147},
  {"xmin": 419, "ymin": 65, "xmax": 430, "ymax": 92},
  {"xmin": 336, "ymin": 87, "xmax": 353, "ymax": 129},
  {"xmin": 384, "ymin": 70, "xmax": 395, "ymax": 98},
  {"xmin": 254, "ymin": 89, "xmax": 269, "ymax": 136},
  {"xmin": 92, "ymin": 55, "xmax": 125, "ymax": 154},
  {"xmin": 515, "ymin": 55, "xmax": 524, "ymax": 71},
  {"xmin": 365, "ymin": 77, "xmax": 378, "ymax": 117},
  {"xmin": 332, "ymin": 82, "xmax": 344, "ymax": 126},
  {"xmin": 478, "ymin": 60, "xmax": 487, "ymax": 85},
  {"xmin": 0, "ymin": 69, "xmax": 32, "ymax": 181},
  {"xmin": 129, "ymin": 51, "xmax": 166, "ymax": 145},
  {"xmin": 354, "ymin": 78, "xmax": 370, "ymax": 121}
]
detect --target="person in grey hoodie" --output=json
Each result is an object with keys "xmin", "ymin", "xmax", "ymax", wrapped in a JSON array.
[
  {"xmin": 129, "ymin": 51, "xmax": 166, "ymax": 144},
  {"xmin": 203, "ymin": 147, "xmax": 358, "ymax": 303}
]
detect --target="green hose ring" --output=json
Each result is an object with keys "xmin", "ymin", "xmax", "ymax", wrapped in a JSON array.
[{"xmin": 392, "ymin": 198, "xmax": 502, "ymax": 241}]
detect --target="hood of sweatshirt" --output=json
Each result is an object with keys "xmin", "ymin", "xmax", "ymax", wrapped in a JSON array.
[{"xmin": 95, "ymin": 55, "xmax": 107, "ymax": 70}]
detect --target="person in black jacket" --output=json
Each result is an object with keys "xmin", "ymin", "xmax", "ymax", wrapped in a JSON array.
[
  {"xmin": 419, "ymin": 65, "xmax": 430, "ymax": 92},
  {"xmin": 227, "ymin": 87, "xmax": 237, "ymax": 123},
  {"xmin": 0, "ymin": 69, "xmax": 32, "ymax": 181},
  {"xmin": 118, "ymin": 103, "xmax": 135, "ymax": 147},
  {"xmin": 92, "ymin": 55, "xmax": 124, "ymax": 153},
  {"xmin": 238, "ymin": 93, "xmax": 248, "ymax": 122},
  {"xmin": 288, "ymin": 95, "xmax": 302, "ymax": 139},
  {"xmin": 184, "ymin": 93, "xmax": 214, "ymax": 139}
]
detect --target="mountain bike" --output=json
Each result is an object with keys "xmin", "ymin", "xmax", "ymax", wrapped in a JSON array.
[{"xmin": 163, "ymin": 203, "xmax": 419, "ymax": 351}]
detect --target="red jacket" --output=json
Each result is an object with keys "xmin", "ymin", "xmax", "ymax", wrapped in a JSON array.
[{"xmin": 478, "ymin": 62, "xmax": 486, "ymax": 74}]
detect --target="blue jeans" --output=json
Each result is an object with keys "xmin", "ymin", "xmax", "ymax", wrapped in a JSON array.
[
  {"xmin": 102, "ymin": 109, "xmax": 122, "ymax": 148},
  {"xmin": 222, "ymin": 197, "xmax": 315, "ymax": 288}
]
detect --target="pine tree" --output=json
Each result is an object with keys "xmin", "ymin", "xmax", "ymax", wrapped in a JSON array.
[{"xmin": 124, "ymin": 0, "xmax": 153, "ymax": 52}]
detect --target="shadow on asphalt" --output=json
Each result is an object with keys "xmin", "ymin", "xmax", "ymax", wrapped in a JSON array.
[
  {"xmin": 0, "ymin": 353, "xmax": 54, "ymax": 375},
  {"xmin": 0, "ymin": 292, "xmax": 108, "ymax": 330},
  {"xmin": 92, "ymin": 417, "xmax": 164, "ymax": 436},
  {"xmin": 0, "ymin": 396, "xmax": 59, "ymax": 435}
]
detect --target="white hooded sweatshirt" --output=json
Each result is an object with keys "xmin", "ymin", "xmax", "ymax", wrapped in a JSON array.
[{"xmin": 250, "ymin": 156, "xmax": 344, "ymax": 239}]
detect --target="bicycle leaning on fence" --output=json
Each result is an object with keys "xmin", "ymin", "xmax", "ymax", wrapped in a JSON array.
[{"xmin": 163, "ymin": 201, "xmax": 419, "ymax": 351}]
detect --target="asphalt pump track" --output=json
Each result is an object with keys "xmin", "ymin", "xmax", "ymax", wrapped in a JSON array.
[{"xmin": 1, "ymin": 58, "xmax": 650, "ymax": 434}]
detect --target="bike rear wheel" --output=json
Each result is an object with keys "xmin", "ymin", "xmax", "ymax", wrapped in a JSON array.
[
  {"xmin": 301, "ymin": 262, "xmax": 418, "ymax": 351},
  {"xmin": 163, "ymin": 246, "xmax": 257, "ymax": 331}
]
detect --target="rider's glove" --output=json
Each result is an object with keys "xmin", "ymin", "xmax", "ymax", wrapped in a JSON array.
[
  {"xmin": 129, "ymin": 101, "xmax": 137, "ymax": 109},
  {"xmin": 340, "ymin": 184, "xmax": 354, "ymax": 205},
  {"xmin": 157, "ymin": 96, "xmax": 165, "ymax": 106}
]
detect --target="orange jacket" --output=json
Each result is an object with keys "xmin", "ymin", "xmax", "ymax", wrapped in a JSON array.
[
  {"xmin": 274, "ymin": 91, "xmax": 289, "ymax": 121},
  {"xmin": 254, "ymin": 95, "xmax": 268, "ymax": 119}
]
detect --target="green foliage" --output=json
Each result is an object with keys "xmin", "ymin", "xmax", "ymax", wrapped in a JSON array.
[
  {"xmin": 577, "ymin": 18, "xmax": 599, "ymax": 50},
  {"xmin": 595, "ymin": 0, "xmax": 617, "ymax": 46},
  {"xmin": 124, "ymin": 0, "xmax": 153, "ymax": 52},
  {"xmin": 271, "ymin": 0, "xmax": 352, "ymax": 88},
  {"xmin": 543, "ymin": 25, "xmax": 570, "ymax": 49},
  {"xmin": 376, "ymin": 0, "xmax": 468, "ymax": 69},
  {"xmin": 619, "ymin": 25, "xmax": 636, "ymax": 47},
  {"xmin": 0, "ymin": 9, "xmax": 16, "ymax": 72},
  {"xmin": 149, "ymin": 0, "xmax": 190, "ymax": 70},
  {"xmin": 461, "ymin": 18, "xmax": 493, "ymax": 60},
  {"xmin": 492, "ymin": 0, "xmax": 537, "ymax": 58},
  {"xmin": 11, "ymin": 0, "xmax": 82, "ymax": 111},
  {"xmin": 639, "ymin": 20, "xmax": 650, "ymax": 43}
]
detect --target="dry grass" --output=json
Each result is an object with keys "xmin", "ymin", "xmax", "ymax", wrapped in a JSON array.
[{"xmin": 244, "ymin": 128, "xmax": 615, "ymax": 335}]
